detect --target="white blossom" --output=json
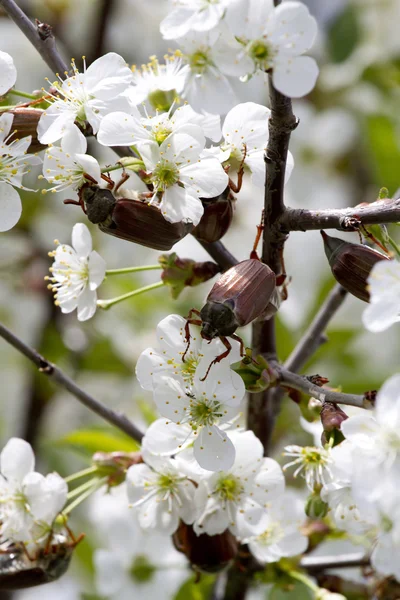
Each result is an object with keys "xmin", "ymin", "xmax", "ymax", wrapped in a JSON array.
[
  {"xmin": 135, "ymin": 313, "xmax": 245, "ymax": 397},
  {"xmin": 211, "ymin": 102, "xmax": 294, "ymax": 188},
  {"xmin": 47, "ymin": 223, "xmax": 106, "ymax": 321},
  {"xmin": 149, "ymin": 370, "xmax": 244, "ymax": 471},
  {"xmin": 245, "ymin": 491, "xmax": 308, "ymax": 563},
  {"xmin": 160, "ymin": 0, "xmax": 231, "ymax": 40},
  {"xmin": 138, "ymin": 131, "xmax": 228, "ymax": 225},
  {"xmin": 0, "ymin": 113, "xmax": 41, "ymax": 232},
  {"xmin": 0, "ymin": 438, "xmax": 67, "ymax": 546},
  {"xmin": 126, "ymin": 454, "xmax": 196, "ymax": 535},
  {"xmin": 362, "ymin": 259, "xmax": 400, "ymax": 332},
  {"xmin": 42, "ymin": 123, "xmax": 101, "ymax": 193},
  {"xmin": 283, "ymin": 444, "xmax": 333, "ymax": 491},
  {"xmin": 215, "ymin": 0, "xmax": 319, "ymax": 98},
  {"xmin": 38, "ymin": 53, "xmax": 133, "ymax": 144},
  {"xmin": 179, "ymin": 430, "xmax": 284, "ymax": 538},
  {"xmin": 0, "ymin": 51, "xmax": 17, "ymax": 96}
]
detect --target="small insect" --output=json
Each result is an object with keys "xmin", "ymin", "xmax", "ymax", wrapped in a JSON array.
[
  {"xmin": 184, "ymin": 258, "xmax": 278, "ymax": 379},
  {"xmin": 64, "ymin": 174, "xmax": 193, "ymax": 251}
]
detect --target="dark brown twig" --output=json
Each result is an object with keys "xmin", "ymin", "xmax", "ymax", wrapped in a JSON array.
[
  {"xmin": 301, "ymin": 552, "xmax": 370, "ymax": 573},
  {"xmin": 0, "ymin": 322, "xmax": 144, "ymax": 443},
  {"xmin": 0, "ymin": 0, "xmax": 68, "ymax": 75},
  {"xmin": 197, "ymin": 240, "xmax": 239, "ymax": 271}
]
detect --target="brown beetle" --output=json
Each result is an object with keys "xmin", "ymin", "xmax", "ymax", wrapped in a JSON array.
[
  {"xmin": 184, "ymin": 258, "xmax": 278, "ymax": 379},
  {"xmin": 192, "ymin": 191, "xmax": 234, "ymax": 244},
  {"xmin": 65, "ymin": 180, "xmax": 193, "ymax": 251}
]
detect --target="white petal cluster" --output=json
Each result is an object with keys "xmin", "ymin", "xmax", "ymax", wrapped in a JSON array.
[
  {"xmin": 0, "ymin": 438, "xmax": 67, "ymax": 547},
  {"xmin": 47, "ymin": 223, "xmax": 106, "ymax": 321},
  {"xmin": 362, "ymin": 259, "xmax": 400, "ymax": 332},
  {"xmin": 37, "ymin": 53, "xmax": 133, "ymax": 144},
  {"xmin": 160, "ymin": 0, "xmax": 231, "ymax": 40},
  {"xmin": 0, "ymin": 113, "xmax": 41, "ymax": 232}
]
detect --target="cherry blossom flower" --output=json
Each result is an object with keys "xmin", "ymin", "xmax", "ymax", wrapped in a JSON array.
[
  {"xmin": 0, "ymin": 51, "xmax": 17, "ymax": 96},
  {"xmin": 150, "ymin": 369, "xmax": 244, "ymax": 470},
  {"xmin": 47, "ymin": 223, "xmax": 106, "ymax": 321},
  {"xmin": 135, "ymin": 313, "xmax": 245, "ymax": 397},
  {"xmin": 211, "ymin": 102, "xmax": 294, "ymax": 188},
  {"xmin": 37, "ymin": 53, "xmax": 133, "ymax": 144},
  {"xmin": 283, "ymin": 444, "xmax": 333, "ymax": 491},
  {"xmin": 215, "ymin": 0, "xmax": 319, "ymax": 98},
  {"xmin": 41, "ymin": 123, "xmax": 101, "ymax": 193},
  {"xmin": 126, "ymin": 454, "xmax": 196, "ymax": 535},
  {"xmin": 138, "ymin": 131, "xmax": 228, "ymax": 225},
  {"xmin": 362, "ymin": 259, "xmax": 400, "ymax": 332},
  {"xmin": 0, "ymin": 113, "xmax": 41, "ymax": 232},
  {"xmin": 160, "ymin": 0, "xmax": 231, "ymax": 40},
  {"xmin": 127, "ymin": 54, "xmax": 189, "ymax": 109},
  {"xmin": 245, "ymin": 491, "xmax": 308, "ymax": 562},
  {"xmin": 178, "ymin": 30, "xmax": 238, "ymax": 115},
  {"xmin": 178, "ymin": 430, "xmax": 284, "ymax": 538},
  {"xmin": 0, "ymin": 438, "xmax": 67, "ymax": 545}
]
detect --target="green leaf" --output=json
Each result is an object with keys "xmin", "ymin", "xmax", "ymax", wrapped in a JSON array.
[
  {"xmin": 364, "ymin": 114, "xmax": 400, "ymax": 196},
  {"xmin": 269, "ymin": 581, "xmax": 313, "ymax": 600},
  {"xmin": 80, "ymin": 338, "xmax": 132, "ymax": 376},
  {"xmin": 327, "ymin": 5, "xmax": 360, "ymax": 63},
  {"xmin": 55, "ymin": 427, "xmax": 139, "ymax": 457},
  {"xmin": 174, "ymin": 575, "xmax": 215, "ymax": 600}
]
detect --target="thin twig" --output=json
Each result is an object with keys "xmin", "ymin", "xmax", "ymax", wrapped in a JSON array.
[
  {"xmin": 0, "ymin": 322, "xmax": 144, "ymax": 443},
  {"xmin": 197, "ymin": 240, "xmax": 239, "ymax": 271},
  {"xmin": 301, "ymin": 552, "xmax": 370, "ymax": 573},
  {"xmin": 277, "ymin": 367, "xmax": 374, "ymax": 409},
  {"xmin": 0, "ymin": 0, "xmax": 68, "ymax": 75},
  {"xmin": 280, "ymin": 198, "xmax": 400, "ymax": 231},
  {"xmin": 87, "ymin": 0, "xmax": 114, "ymax": 62},
  {"xmin": 285, "ymin": 284, "xmax": 347, "ymax": 373}
]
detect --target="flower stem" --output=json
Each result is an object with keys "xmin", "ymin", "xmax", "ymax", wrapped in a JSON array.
[
  {"xmin": 65, "ymin": 466, "xmax": 98, "ymax": 483},
  {"xmin": 63, "ymin": 477, "xmax": 107, "ymax": 515},
  {"xmin": 101, "ymin": 164, "xmax": 124, "ymax": 173},
  {"xmin": 67, "ymin": 477, "xmax": 101, "ymax": 499},
  {"xmin": 288, "ymin": 570, "xmax": 319, "ymax": 594},
  {"xmin": 105, "ymin": 265, "xmax": 162, "ymax": 276},
  {"xmin": 97, "ymin": 281, "xmax": 164, "ymax": 310},
  {"xmin": 7, "ymin": 89, "xmax": 37, "ymax": 100}
]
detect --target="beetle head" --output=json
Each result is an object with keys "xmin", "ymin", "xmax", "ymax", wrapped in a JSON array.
[
  {"xmin": 80, "ymin": 185, "xmax": 116, "ymax": 225},
  {"xmin": 200, "ymin": 300, "xmax": 238, "ymax": 340}
]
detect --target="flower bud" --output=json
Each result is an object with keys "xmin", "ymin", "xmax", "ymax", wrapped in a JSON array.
[
  {"xmin": 305, "ymin": 491, "xmax": 328, "ymax": 519},
  {"xmin": 173, "ymin": 521, "xmax": 238, "ymax": 573},
  {"xmin": 192, "ymin": 191, "xmax": 234, "ymax": 243},
  {"xmin": 92, "ymin": 451, "xmax": 143, "ymax": 487},
  {"xmin": 231, "ymin": 352, "xmax": 277, "ymax": 393},
  {"xmin": 8, "ymin": 108, "xmax": 46, "ymax": 153},
  {"xmin": 321, "ymin": 402, "xmax": 347, "ymax": 447},
  {"xmin": 159, "ymin": 252, "xmax": 220, "ymax": 299},
  {"xmin": 321, "ymin": 230, "xmax": 389, "ymax": 302},
  {"xmin": 98, "ymin": 197, "xmax": 194, "ymax": 251}
]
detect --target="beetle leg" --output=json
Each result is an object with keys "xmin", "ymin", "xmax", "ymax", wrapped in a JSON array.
[
  {"xmin": 200, "ymin": 336, "xmax": 232, "ymax": 381},
  {"xmin": 83, "ymin": 172, "xmax": 99, "ymax": 185},
  {"xmin": 63, "ymin": 197, "xmax": 87, "ymax": 214},
  {"xmin": 114, "ymin": 169, "xmax": 130, "ymax": 195},
  {"xmin": 250, "ymin": 210, "xmax": 265, "ymax": 260},
  {"xmin": 230, "ymin": 333, "xmax": 245, "ymax": 358},
  {"xmin": 183, "ymin": 310, "xmax": 202, "ymax": 362},
  {"xmin": 360, "ymin": 223, "xmax": 390, "ymax": 254}
]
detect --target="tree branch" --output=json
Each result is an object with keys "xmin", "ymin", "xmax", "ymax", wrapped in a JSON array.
[
  {"xmin": 285, "ymin": 284, "xmax": 347, "ymax": 373},
  {"xmin": 280, "ymin": 198, "xmax": 400, "ymax": 231},
  {"xmin": 0, "ymin": 322, "xmax": 144, "ymax": 443},
  {"xmin": 0, "ymin": 0, "xmax": 68, "ymax": 75},
  {"xmin": 301, "ymin": 552, "xmax": 370, "ymax": 573},
  {"xmin": 197, "ymin": 240, "xmax": 239, "ymax": 271},
  {"xmin": 277, "ymin": 366, "xmax": 374, "ymax": 409}
]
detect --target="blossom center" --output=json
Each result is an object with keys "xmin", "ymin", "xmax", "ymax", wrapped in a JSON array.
[
  {"xmin": 189, "ymin": 398, "xmax": 223, "ymax": 429},
  {"xmin": 129, "ymin": 555, "xmax": 156, "ymax": 583},
  {"xmin": 214, "ymin": 475, "xmax": 244, "ymax": 502},
  {"xmin": 148, "ymin": 89, "xmax": 177, "ymax": 112},
  {"xmin": 152, "ymin": 161, "xmax": 180, "ymax": 190},
  {"xmin": 156, "ymin": 472, "xmax": 180, "ymax": 495},
  {"xmin": 152, "ymin": 124, "xmax": 173, "ymax": 145},
  {"xmin": 257, "ymin": 522, "xmax": 284, "ymax": 546},
  {"xmin": 189, "ymin": 50, "xmax": 212, "ymax": 75},
  {"xmin": 247, "ymin": 39, "xmax": 274, "ymax": 70}
]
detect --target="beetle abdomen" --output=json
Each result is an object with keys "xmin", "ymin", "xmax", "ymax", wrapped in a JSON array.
[{"xmin": 207, "ymin": 259, "xmax": 276, "ymax": 326}]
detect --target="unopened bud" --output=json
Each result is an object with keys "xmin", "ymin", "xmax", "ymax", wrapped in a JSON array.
[
  {"xmin": 159, "ymin": 252, "xmax": 220, "ymax": 299},
  {"xmin": 305, "ymin": 490, "xmax": 328, "ymax": 519},
  {"xmin": 192, "ymin": 192, "xmax": 234, "ymax": 243},
  {"xmin": 321, "ymin": 230, "xmax": 389, "ymax": 302},
  {"xmin": 231, "ymin": 352, "xmax": 277, "ymax": 393},
  {"xmin": 173, "ymin": 521, "xmax": 238, "ymax": 573},
  {"xmin": 92, "ymin": 451, "xmax": 143, "ymax": 487},
  {"xmin": 8, "ymin": 108, "xmax": 46, "ymax": 153},
  {"xmin": 321, "ymin": 402, "xmax": 348, "ymax": 447}
]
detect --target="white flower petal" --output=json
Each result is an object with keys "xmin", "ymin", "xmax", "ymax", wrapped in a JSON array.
[
  {"xmin": 341, "ymin": 414, "xmax": 380, "ymax": 449},
  {"xmin": 61, "ymin": 123, "xmax": 87, "ymax": 155},
  {"xmin": 88, "ymin": 250, "xmax": 106, "ymax": 290},
  {"xmin": 194, "ymin": 426, "xmax": 235, "ymax": 471},
  {"xmin": 180, "ymin": 157, "xmax": 229, "ymax": 198},
  {"xmin": 84, "ymin": 52, "xmax": 133, "ymax": 100},
  {"xmin": 142, "ymin": 419, "xmax": 192, "ymax": 457},
  {"xmin": 362, "ymin": 298, "xmax": 400, "ymax": 332},
  {"xmin": 375, "ymin": 374, "xmax": 400, "ymax": 429},
  {"xmin": 76, "ymin": 286, "xmax": 97, "ymax": 321},
  {"xmin": 72, "ymin": 223, "xmax": 92, "ymax": 257},
  {"xmin": 94, "ymin": 549, "xmax": 127, "ymax": 595},
  {"xmin": 97, "ymin": 110, "xmax": 146, "ymax": 147},
  {"xmin": 1, "ymin": 438, "xmax": 35, "ymax": 482},
  {"xmin": 0, "ymin": 51, "xmax": 17, "ymax": 96},
  {"xmin": 273, "ymin": 56, "xmax": 319, "ymax": 98},
  {"xmin": 160, "ymin": 185, "xmax": 204, "ymax": 225},
  {"xmin": 0, "ymin": 183, "xmax": 22, "ymax": 232}
]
